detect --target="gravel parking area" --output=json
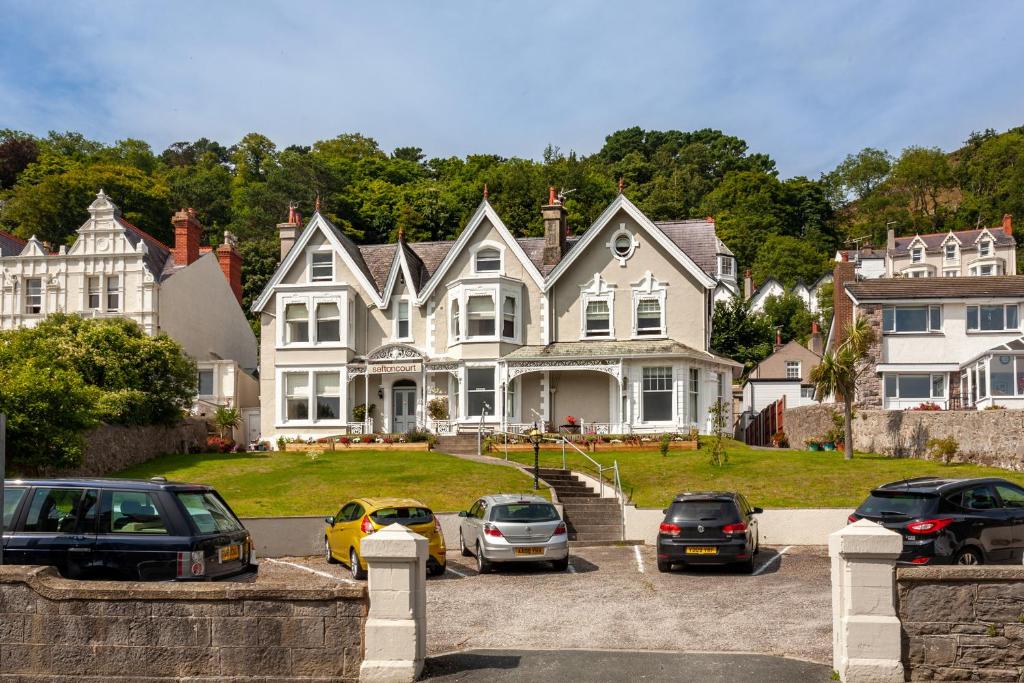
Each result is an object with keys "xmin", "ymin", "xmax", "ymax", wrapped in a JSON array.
[{"xmin": 274, "ymin": 544, "xmax": 832, "ymax": 665}]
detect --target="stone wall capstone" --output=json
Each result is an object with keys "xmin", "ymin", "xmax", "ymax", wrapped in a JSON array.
[
  {"xmin": 897, "ymin": 566, "xmax": 1024, "ymax": 681},
  {"xmin": 0, "ymin": 565, "xmax": 366, "ymax": 681},
  {"xmin": 784, "ymin": 404, "xmax": 1024, "ymax": 470}
]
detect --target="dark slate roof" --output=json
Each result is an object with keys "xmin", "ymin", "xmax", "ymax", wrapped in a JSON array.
[
  {"xmin": 515, "ymin": 236, "xmax": 582, "ymax": 276},
  {"xmin": 116, "ymin": 217, "xmax": 172, "ymax": 280},
  {"xmin": 654, "ymin": 220, "xmax": 732, "ymax": 276},
  {"xmin": 892, "ymin": 227, "xmax": 1015, "ymax": 255},
  {"xmin": 359, "ymin": 243, "xmax": 397, "ymax": 292},
  {"xmin": 407, "ymin": 241, "xmax": 455, "ymax": 277},
  {"xmin": 315, "ymin": 213, "xmax": 378, "ymax": 291},
  {"xmin": 846, "ymin": 275, "xmax": 1024, "ymax": 301},
  {"xmin": 503, "ymin": 339, "xmax": 741, "ymax": 367},
  {"xmin": 399, "ymin": 239, "xmax": 429, "ymax": 290},
  {"xmin": 0, "ymin": 229, "xmax": 26, "ymax": 257}
]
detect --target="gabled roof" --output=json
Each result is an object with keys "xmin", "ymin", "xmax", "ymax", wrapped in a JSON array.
[
  {"xmin": 0, "ymin": 229, "xmax": 27, "ymax": 257},
  {"xmin": 115, "ymin": 216, "xmax": 172, "ymax": 280},
  {"xmin": 891, "ymin": 226, "xmax": 1014, "ymax": 255},
  {"xmin": 654, "ymin": 219, "xmax": 732, "ymax": 277},
  {"xmin": 846, "ymin": 275, "xmax": 1024, "ymax": 301}
]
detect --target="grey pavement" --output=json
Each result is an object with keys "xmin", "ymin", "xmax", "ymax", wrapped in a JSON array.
[{"xmin": 422, "ymin": 649, "xmax": 832, "ymax": 682}]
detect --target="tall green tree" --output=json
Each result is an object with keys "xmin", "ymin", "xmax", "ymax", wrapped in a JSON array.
[
  {"xmin": 751, "ymin": 234, "xmax": 832, "ymax": 290},
  {"xmin": 711, "ymin": 296, "xmax": 775, "ymax": 375}
]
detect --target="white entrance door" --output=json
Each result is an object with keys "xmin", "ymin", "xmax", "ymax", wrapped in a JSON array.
[
  {"xmin": 243, "ymin": 409, "xmax": 261, "ymax": 445},
  {"xmin": 392, "ymin": 386, "xmax": 417, "ymax": 433}
]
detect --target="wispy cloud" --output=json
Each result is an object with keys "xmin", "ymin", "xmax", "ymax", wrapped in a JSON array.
[{"xmin": 1, "ymin": 0, "xmax": 1022, "ymax": 177}]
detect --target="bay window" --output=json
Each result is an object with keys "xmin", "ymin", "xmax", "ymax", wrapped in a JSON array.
[
  {"xmin": 635, "ymin": 298, "xmax": 663, "ymax": 336},
  {"xmin": 502, "ymin": 296, "xmax": 516, "ymax": 339},
  {"xmin": 688, "ymin": 368, "xmax": 699, "ymax": 423},
  {"xmin": 450, "ymin": 300, "xmax": 460, "ymax": 340},
  {"xmin": 25, "ymin": 278, "xmax": 42, "ymax": 314},
  {"xmin": 584, "ymin": 299, "xmax": 611, "ymax": 338},
  {"xmin": 315, "ymin": 372, "xmax": 341, "ymax": 420},
  {"xmin": 882, "ymin": 305, "xmax": 941, "ymax": 333},
  {"xmin": 284, "ymin": 373, "xmax": 310, "ymax": 420},
  {"xmin": 285, "ymin": 303, "xmax": 309, "ymax": 343},
  {"xmin": 967, "ymin": 304, "xmax": 1019, "ymax": 332},
  {"xmin": 466, "ymin": 295, "xmax": 495, "ymax": 337},
  {"xmin": 106, "ymin": 276, "xmax": 120, "ymax": 311},
  {"xmin": 467, "ymin": 367, "xmax": 495, "ymax": 417},
  {"xmin": 316, "ymin": 302, "xmax": 340, "ymax": 342},
  {"xmin": 642, "ymin": 367, "xmax": 673, "ymax": 422}
]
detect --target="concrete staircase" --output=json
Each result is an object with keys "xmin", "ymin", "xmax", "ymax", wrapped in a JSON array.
[
  {"xmin": 538, "ymin": 468, "xmax": 625, "ymax": 545},
  {"xmin": 434, "ymin": 434, "xmax": 481, "ymax": 456}
]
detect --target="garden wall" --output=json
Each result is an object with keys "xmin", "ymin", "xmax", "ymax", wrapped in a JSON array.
[
  {"xmin": 0, "ymin": 564, "xmax": 366, "ymax": 681},
  {"xmin": 897, "ymin": 566, "xmax": 1024, "ymax": 681},
  {"xmin": 784, "ymin": 404, "xmax": 1024, "ymax": 470},
  {"xmin": 47, "ymin": 418, "xmax": 208, "ymax": 477}
]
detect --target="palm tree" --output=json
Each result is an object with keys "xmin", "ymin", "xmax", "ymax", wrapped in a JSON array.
[
  {"xmin": 810, "ymin": 317, "xmax": 875, "ymax": 460},
  {"xmin": 213, "ymin": 405, "xmax": 242, "ymax": 440}
]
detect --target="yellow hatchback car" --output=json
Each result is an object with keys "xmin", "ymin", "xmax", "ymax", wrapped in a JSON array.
[{"xmin": 324, "ymin": 497, "xmax": 447, "ymax": 579}]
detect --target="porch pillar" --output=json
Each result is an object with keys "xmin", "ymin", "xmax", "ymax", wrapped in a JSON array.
[
  {"xmin": 365, "ymin": 372, "xmax": 371, "ymax": 433},
  {"xmin": 541, "ymin": 371, "xmax": 550, "ymax": 431}
]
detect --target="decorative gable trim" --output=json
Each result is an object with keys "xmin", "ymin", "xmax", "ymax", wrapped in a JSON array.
[
  {"xmin": 973, "ymin": 228, "xmax": 996, "ymax": 246},
  {"xmin": 544, "ymin": 194, "xmax": 716, "ymax": 290},
  {"xmin": 940, "ymin": 232, "xmax": 962, "ymax": 246},
  {"xmin": 381, "ymin": 245, "xmax": 419, "ymax": 303}
]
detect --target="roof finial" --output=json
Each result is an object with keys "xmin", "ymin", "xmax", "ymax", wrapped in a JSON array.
[
  {"xmin": 483, "ymin": 183, "xmax": 489, "ymax": 200},
  {"xmin": 617, "ymin": 177, "xmax": 624, "ymax": 194},
  {"xmin": 398, "ymin": 224, "xmax": 405, "ymax": 242},
  {"xmin": 315, "ymin": 194, "xmax": 321, "ymax": 212}
]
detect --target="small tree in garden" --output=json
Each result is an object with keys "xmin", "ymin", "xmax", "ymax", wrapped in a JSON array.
[
  {"xmin": 926, "ymin": 437, "xmax": 958, "ymax": 465},
  {"xmin": 810, "ymin": 316, "xmax": 874, "ymax": 461},
  {"xmin": 659, "ymin": 433, "xmax": 672, "ymax": 457},
  {"xmin": 708, "ymin": 399, "xmax": 728, "ymax": 467},
  {"xmin": 213, "ymin": 406, "xmax": 241, "ymax": 440}
]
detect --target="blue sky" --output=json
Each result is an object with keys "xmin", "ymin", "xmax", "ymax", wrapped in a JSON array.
[{"xmin": 1, "ymin": 1, "xmax": 1022, "ymax": 178}]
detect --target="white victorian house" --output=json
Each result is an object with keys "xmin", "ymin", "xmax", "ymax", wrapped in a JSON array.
[{"xmin": 254, "ymin": 189, "xmax": 740, "ymax": 441}]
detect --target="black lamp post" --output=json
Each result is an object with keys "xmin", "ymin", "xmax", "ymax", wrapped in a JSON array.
[{"xmin": 528, "ymin": 424, "xmax": 542, "ymax": 490}]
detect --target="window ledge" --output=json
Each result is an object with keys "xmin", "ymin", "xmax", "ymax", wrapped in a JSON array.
[
  {"xmin": 882, "ymin": 332, "xmax": 944, "ymax": 337},
  {"xmin": 966, "ymin": 330, "xmax": 1020, "ymax": 335},
  {"xmin": 631, "ymin": 334, "xmax": 668, "ymax": 340},
  {"xmin": 276, "ymin": 342, "xmax": 348, "ymax": 350},
  {"xmin": 276, "ymin": 420, "xmax": 347, "ymax": 428},
  {"xmin": 581, "ymin": 334, "xmax": 615, "ymax": 341}
]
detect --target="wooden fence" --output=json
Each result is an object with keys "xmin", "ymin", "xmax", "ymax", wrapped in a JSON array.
[{"xmin": 745, "ymin": 396, "xmax": 785, "ymax": 446}]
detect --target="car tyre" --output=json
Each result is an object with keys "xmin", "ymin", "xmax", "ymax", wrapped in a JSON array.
[
  {"xmin": 551, "ymin": 556, "xmax": 569, "ymax": 572},
  {"xmin": 325, "ymin": 537, "xmax": 337, "ymax": 564},
  {"xmin": 955, "ymin": 547, "xmax": 983, "ymax": 566},
  {"xmin": 460, "ymin": 530, "xmax": 472, "ymax": 557},
  {"xmin": 476, "ymin": 544, "xmax": 492, "ymax": 574},
  {"xmin": 739, "ymin": 557, "xmax": 755, "ymax": 574},
  {"xmin": 350, "ymin": 548, "xmax": 368, "ymax": 580},
  {"xmin": 428, "ymin": 561, "xmax": 446, "ymax": 577},
  {"xmin": 656, "ymin": 560, "xmax": 671, "ymax": 573}
]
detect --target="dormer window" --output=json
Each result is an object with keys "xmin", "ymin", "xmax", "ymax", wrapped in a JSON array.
[
  {"xmin": 911, "ymin": 247, "xmax": 923, "ymax": 263},
  {"xmin": 310, "ymin": 252, "xmax": 333, "ymax": 281},
  {"xmin": 944, "ymin": 243, "xmax": 957, "ymax": 261},
  {"xmin": 475, "ymin": 248, "xmax": 501, "ymax": 273},
  {"xmin": 719, "ymin": 256, "xmax": 734, "ymax": 277},
  {"xmin": 979, "ymin": 240, "xmax": 992, "ymax": 257}
]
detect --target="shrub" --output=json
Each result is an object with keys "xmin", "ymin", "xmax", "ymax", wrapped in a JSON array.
[
  {"xmin": 339, "ymin": 436, "xmax": 350, "ymax": 445},
  {"xmin": 405, "ymin": 429, "xmax": 431, "ymax": 443},
  {"xmin": 206, "ymin": 435, "xmax": 234, "ymax": 453},
  {"xmin": 910, "ymin": 402, "xmax": 942, "ymax": 411},
  {"xmin": 985, "ymin": 404, "xmax": 1006, "ymax": 410},
  {"xmin": 213, "ymin": 406, "xmax": 241, "ymax": 439},
  {"xmin": 352, "ymin": 403, "xmax": 376, "ymax": 422},
  {"xmin": 276, "ymin": 436, "xmax": 288, "ymax": 451},
  {"xmin": 427, "ymin": 398, "xmax": 449, "ymax": 421},
  {"xmin": 659, "ymin": 433, "xmax": 672, "ymax": 457},
  {"xmin": 926, "ymin": 436, "xmax": 958, "ymax": 465}
]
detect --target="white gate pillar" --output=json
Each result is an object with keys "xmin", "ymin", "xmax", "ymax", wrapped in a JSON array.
[
  {"xmin": 829, "ymin": 519, "xmax": 904, "ymax": 682},
  {"xmin": 359, "ymin": 524, "xmax": 427, "ymax": 683}
]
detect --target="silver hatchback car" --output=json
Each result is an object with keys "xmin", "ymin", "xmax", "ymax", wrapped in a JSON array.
[{"xmin": 458, "ymin": 493, "xmax": 570, "ymax": 573}]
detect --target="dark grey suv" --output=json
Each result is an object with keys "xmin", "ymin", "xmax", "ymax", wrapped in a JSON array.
[{"xmin": 656, "ymin": 491, "xmax": 762, "ymax": 573}]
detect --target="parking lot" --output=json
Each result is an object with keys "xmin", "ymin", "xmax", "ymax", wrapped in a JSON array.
[{"xmin": 267, "ymin": 544, "xmax": 832, "ymax": 665}]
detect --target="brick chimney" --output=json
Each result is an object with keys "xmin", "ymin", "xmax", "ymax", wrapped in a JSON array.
[
  {"xmin": 277, "ymin": 203, "xmax": 302, "ymax": 261},
  {"xmin": 541, "ymin": 187, "xmax": 567, "ymax": 266},
  {"xmin": 831, "ymin": 251, "xmax": 856, "ymax": 351},
  {"xmin": 1003, "ymin": 214, "xmax": 1013, "ymax": 235},
  {"xmin": 774, "ymin": 328, "xmax": 783, "ymax": 350},
  {"xmin": 216, "ymin": 231, "xmax": 243, "ymax": 305},
  {"xmin": 809, "ymin": 320, "xmax": 823, "ymax": 356},
  {"xmin": 172, "ymin": 208, "xmax": 202, "ymax": 266},
  {"xmin": 743, "ymin": 269, "xmax": 753, "ymax": 300}
]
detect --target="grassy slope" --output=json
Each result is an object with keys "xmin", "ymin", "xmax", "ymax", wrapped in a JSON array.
[
  {"xmin": 114, "ymin": 449, "xmax": 549, "ymax": 517},
  {"xmin": 501, "ymin": 440, "xmax": 1024, "ymax": 509}
]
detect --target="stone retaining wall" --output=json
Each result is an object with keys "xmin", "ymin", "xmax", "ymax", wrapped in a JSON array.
[
  {"xmin": 0, "ymin": 565, "xmax": 366, "ymax": 681},
  {"xmin": 897, "ymin": 566, "xmax": 1024, "ymax": 681},
  {"xmin": 784, "ymin": 404, "xmax": 1024, "ymax": 469}
]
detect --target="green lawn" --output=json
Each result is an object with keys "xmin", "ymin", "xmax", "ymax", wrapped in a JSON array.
[
  {"xmin": 114, "ymin": 449, "xmax": 549, "ymax": 517},
  {"xmin": 501, "ymin": 440, "xmax": 1024, "ymax": 509}
]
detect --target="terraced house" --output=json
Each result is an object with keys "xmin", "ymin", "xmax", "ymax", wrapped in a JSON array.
[{"xmin": 253, "ymin": 189, "xmax": 740, "ymax": 441}]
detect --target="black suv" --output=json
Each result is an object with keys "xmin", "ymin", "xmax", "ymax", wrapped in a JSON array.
[
  {"xmin": 656, "ymin": 491, "xmax": 762, "ymax": 573},
  {"xmin": 2, "ymin": 478, "xmax": 256, "ymax": 581},
  {"xmin": 849, "ymin": 476, "xmax": 1024, "ymax": 565}
]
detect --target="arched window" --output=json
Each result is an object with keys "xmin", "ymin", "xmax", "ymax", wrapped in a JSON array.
[{"xmin": 475, "ymin": 248, "xmax": 501, "ymax": 273}]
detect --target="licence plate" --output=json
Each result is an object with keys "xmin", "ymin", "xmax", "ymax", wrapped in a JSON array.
[
  {"xmin": 219, "ymin": 545, "xmax": 241, "ymax": 562},
  {"xmin": 514, "ymin": 547, "xmax": 544, "ymax": 556},
  {"xmin": 685, "ymin": 546, "xmax": 718, "ymax": 555}
]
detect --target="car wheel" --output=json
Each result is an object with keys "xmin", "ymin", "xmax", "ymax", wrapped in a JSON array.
[
  {"xmin": 551, "ymin": 556, "xmax": 569, "ymax": 572},
  {"xmin": 955, "ymin": 547, "xmax": 983, "ymax": 566},
  {"xmin": 325, "ymin": 537, "xmax": 337, "ymax": 564},
  {"xmin": 739, "ymin": 557, "xmax": 755, "ymax": 574},
  {"xmin": 476, "ymin": 544, "xmax": 492, "ymax": 574},
  {"xmin": 428, "ymin": 561, "xmax": 446, "ymax": 577},
  {"xmin": 350, "ymin": 548, "xmax": 368, "ymax": 580},
  {"xmin": 657, "ymin": 560, "xmax": 671, "ymax": 573},
  {"xmin": 460, "ymin": 530, "xmax": 472, "ymax": 557}
]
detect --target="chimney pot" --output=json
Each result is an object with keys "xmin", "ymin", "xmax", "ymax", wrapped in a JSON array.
[
  {"xmin": 277, "ymin": 204, "xmax": 302, "ymax": 261},
  {"xmin": 1004, "ymin": 214, "xmax": 1013, "ymax": 235},
  {"xmin": 172, "ymin": 208, "xmax": 203, "ymax": 266},
  {"xmin": 841, "ymin": 251, "xmax": 849, "ymax": 262}
]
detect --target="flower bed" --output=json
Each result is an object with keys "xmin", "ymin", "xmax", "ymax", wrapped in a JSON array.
[
  {"xmin": 492, "ymin": 439, "xmax": 698, "ymax": 452},
  {"xmin": 284, "ymin": 441, "xmax": 429, "ymax": 452}
]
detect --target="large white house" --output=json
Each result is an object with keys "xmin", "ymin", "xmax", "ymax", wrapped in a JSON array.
[
  {"xmin": 0, "ymin": 191, "xmax": 260, "ymax": 441},
  {"xmin": 253, "ymin": 190, "xmax": 740, "ymax": 440}
]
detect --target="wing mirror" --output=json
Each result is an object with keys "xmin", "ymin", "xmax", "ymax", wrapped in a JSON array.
[
  {"xmin": 751, "ymin": 507, "xmax": 763, "ymax": 515},
  {"xmin": 458, "ymin": 511, "xmax": 468, "ymax": 518},
  {"xmin": 324, "ymin": 516, "xmax": 335, "ymax": 525}
]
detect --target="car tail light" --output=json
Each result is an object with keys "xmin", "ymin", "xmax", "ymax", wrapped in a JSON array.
[
  {"xmin": 176, "ymin": 550, "xmax": 206, "ymax": 578},
  {"xmin": 910, "ymin": 557, "xmax": 931, "ymax": 565},
  {"xmin": 722, "ymin": 522, "xmax": 748, "ymax": 535},
  {"xmin": 847, "ymin": 514, "xmax": 859, "ymax": 523},
  {"xmin": 906, "ymin": 518, "xmax": 953, "ymax": 535},
  {"xmin": 360, "ymin": 515, "xmax": 375, "ymax": 534},
  {"xmin": 484, "ymin": 523, "xmax": 503, "ymax": 538},
  {"xmin": 659, "ymin": 522, "xmax": 681, "ymax": 536},
  {"xmin": 553, "ymin": 522, "xmax": 567, "ymax": 536}
]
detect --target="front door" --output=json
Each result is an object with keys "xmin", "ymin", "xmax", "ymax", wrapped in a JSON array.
[
  {"xmin": 244, "ymin": 410, "xmax": 261, "ymax": 445},
  {"xmin": 392, "ymin": 386, "xmax": 417, "ymax": 433}
]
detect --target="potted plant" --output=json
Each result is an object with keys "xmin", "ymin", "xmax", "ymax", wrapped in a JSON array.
[
  {"xmin": 770, "ymin": 429, "xmax": 788, "ymax": 448},
  {"xmin": 560, "ymin": 415, "xmax": 581, "ymax": 434},
  {"xmin": 805, "ymin": 439, "xmax": 821, "ymax": 451}
]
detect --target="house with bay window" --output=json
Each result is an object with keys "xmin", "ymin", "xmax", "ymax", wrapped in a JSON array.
[{"xmin": 253, "ymin": 189, "xmax": 740, "ymax": 440}]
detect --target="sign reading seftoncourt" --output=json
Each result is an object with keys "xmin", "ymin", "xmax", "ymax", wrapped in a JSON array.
[{"xmin": 367, "ymin": 362, "xmax": 422, "ymax": 374}]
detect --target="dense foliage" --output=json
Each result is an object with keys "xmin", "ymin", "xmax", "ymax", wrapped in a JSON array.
[{"xmin": 0, "ymin": 315, "xmax": 197, "ymax": 470}]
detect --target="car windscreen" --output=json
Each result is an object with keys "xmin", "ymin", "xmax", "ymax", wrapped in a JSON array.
[
  {"xmin": 667, "ymin": 500, "xmax": 739, "ymax": 523},
  {"xmin": 370, "ymin": 507, "xmax": 434, "ymax": 526},
  {"xmin": 490, "ymin": 503, "xmax": 559, "ymax": 523},
  {"xmin": 175, "ymin": 492, "xmax": 245, "ymax": 534},
  {"xmin": 3, "ymin": 487, "xmax": 25, "ymax": 528},
  {"xmin": 857, "ymin": 491, "xmax": 937, "ymax": 519}
]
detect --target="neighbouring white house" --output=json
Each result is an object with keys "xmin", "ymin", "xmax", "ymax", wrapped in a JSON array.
[
  {"xmin": 252, "ymin": 188, "xmax": 741, "ymax": 441},
  {"xmin": 741, "ymin": 271, "xmax": 832, "ymax": 314},
  {"xmin": 0, "ymin": 191, "xmax": 260, "ymax": 442}
]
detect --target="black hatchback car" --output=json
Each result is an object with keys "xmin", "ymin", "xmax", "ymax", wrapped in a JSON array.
[
  {"xmin": 849, "ymin": 476, "xmax": 1024, "ymax": 565},
  {"xmin": 1, "ymin": 478, "xmax": 256, "ymax": 581},
  {"xmin": 656, "ymin": 491, "xmax": 762, "ymax": 573}
]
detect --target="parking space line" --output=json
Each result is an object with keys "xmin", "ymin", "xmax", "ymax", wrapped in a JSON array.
[
  {"xmin": 264, "ymin": 558, "xmax": 342, "ymax": 581},
  {"xmin": 446, "ymin": 566, "xmax": 469, "ymax": 577},
  {"xmin": 633, "ymin": 545, "xmax": 645, "ymax": 573},
  {"xmin": 567, "ymin": 561, "xmax": 577, "ymax": 574},
  {"xmin": 752, "ymin": 545, "xmax": 792, "ymax": 576}
]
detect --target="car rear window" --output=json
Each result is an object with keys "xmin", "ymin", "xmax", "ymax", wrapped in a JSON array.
[
  {"xmin": 857, "ymin": 491, "xmax": 937, "ymax": 518},
  {"xmin": 370, "ymin": 507, "xmax": 433, "ymax": 526},
  {"xmin": 175, "ymin": 492, "xmax": 244, "ymax": 534},
  {"xmin": 667, "ymin": 500, "xmax": 740, "ymax": 523},
  {"xmin": 3, "ymin": 487, "xmax": 25, "ymax": 528},
  {"xmin": 491, "ymin": 503, "xmax": 560, "ymax": 523}
]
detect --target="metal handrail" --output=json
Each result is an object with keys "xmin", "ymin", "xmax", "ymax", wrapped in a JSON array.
[{"xmin": 477, "ymin": 403, "xmax": 491, "ymax": 456}]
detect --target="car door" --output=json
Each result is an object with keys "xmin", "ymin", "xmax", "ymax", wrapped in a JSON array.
[
  {"xmin": 959, "ymin": 484, "xmax": 1015, "ymax": 563},
  {"xmin": 330, "ymin": 502, "xmax": 358, "ymax": 552},
  {"xmin": 339, "ymin": 503, "xmax": 366, "ymax": 555},
  {"xmin": 4, "ymin": 486, "xmax": 97, "ymax": 577},
  {"xmin": 94, "ymin": 489, "xmax": 175, "ymax": 580},
  {"xmin": 462, "ymin": 501, "xmax": 482, "ymax": 546},
  {"xmin": 992, "ymin": 483, "xmax": 1024, "ymax": 563},
  {"xmin": 2, "ymin": 485, "xmax": 28, "ymax": 555}
]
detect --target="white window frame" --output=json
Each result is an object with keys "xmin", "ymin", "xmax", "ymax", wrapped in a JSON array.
[
  {"xmin": 640, "ymin": 366, "xmax": 674, "ymax": 423},
  {"xmin": 579, "ymin": 273, "xmax": 615, "ymax": 340},
  {"xmin": 979, "ymin": 240, "xmax": 992, "ymax": 257},
  {"xmin": 449, "ymin": 295, "xmax": 461, "ymax": 343},
  {"xmin": 910, "ymin": 247, "xmax": 923, "ymax": 263},
  {"xmin": 276, "ymin": 292, "xmax": 348, "ymax": 348},
  {"xmin": 308, "ymin": 249, "xmax": 334, "ymax": 282},
  {"xmin": 24, "ymin": 277, "xmax": 42, "ymax": 314},
  {"xmin": 464, "ymin": 364, "xmax": 497, "ymax": 420},
  {"xmin": 501, "ymin": 293, "xmax": 518, "ymax": 342},
  {"xmin": 277, "ymin": 367, "xmax": 347, "ymax": 427},
  {"xmin": 606, "ymin": 224, "xmax": 637, "ymax": 266},
  {"xmin": 465, "ymin": 291, "xmax": 497, "ymax": 339},
  {"xmin": 688, "ymin": 367, "xmax": 700, "ymax": 425},
  {"xmin": 469, "ymin": 241, "xmax": 505, "ymax": 276},
  {"xmin": 966, "ymin": 304, "xmax": 1020, "ymax": 333},
  {"xmin": 631, "ymin": 271, "xmax": 667, "ymax": 338},
  {"xmin": 197, "ymin": 368, "xmax": 216, "ymax": 398},
  {"xmin": 718, "ymin": 256, "xmax": 734, "ymax": 278},
  {"xmin": 392, "ymin": 295, "xmax": 413, "ymax": 342},
  {"xmin": 943, "ymin": 269, "xmax": 959, "ymax": 278},
  {"xmin": 883, "ymin": 373, "xmax": 946, "ymax": 401},
  {"xmin": 87, "ymin": 275, "xmax": 101, "ymax": 310},
  {"xmin": 504, "ymin": 377, "xmax": 519, "ymax": 421},
  {"xmin": 882, "ymin": 305, "xmax": 942, "ymax": 334},
  {"xmin": 944, "ymin": 243, "xmax": 958, "ymax": 261},
  {"xmin": 785, "ymin": 361, "xmax": 801, "ymax": 380},
  {"xmin": 970, "ymin": 263, "xmax": 998, "ymax": 276},
  {"xmin": 447, "ymin": 282, "xmax": 520, "ymax": 345},
  {"xmin": 315, "ymin": 300, "xmax": 342, "ymax": 343},
  {"xmin": 105, "ymin": 275, "xmax": 120, "ymax": 312}
]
